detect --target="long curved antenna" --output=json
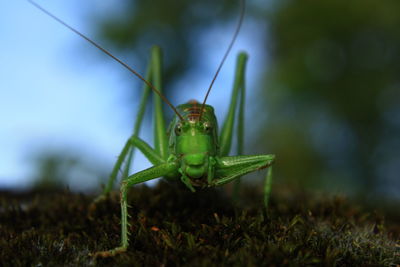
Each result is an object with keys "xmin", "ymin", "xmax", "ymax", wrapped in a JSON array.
[
  {"xmin": 27, "ymin": 0, "xmax": 184, "ymax": 121},
  {"xmin": 199, "ymin": 0, "xmax": 245, "ymax": 120}
]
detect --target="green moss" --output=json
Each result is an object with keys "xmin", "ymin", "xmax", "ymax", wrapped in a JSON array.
[{"xmin": 0, "ymin": 182, "xmax": 398, "ymax": 266}]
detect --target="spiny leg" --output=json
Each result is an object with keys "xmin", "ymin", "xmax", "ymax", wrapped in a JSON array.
[
  {"xmin": 218, "ymin": 53, "xmax": 248, "ymax": 201},
  {"xmin": 91, "ymin": 161, "xmax": 178, "ymax": 258},
  {"xmin": 212, "ymin": 154, "xmax": 275, "ymax": 209},
  {"xmin": 213, "ymin": 155, "xmax": 274, "ymax": 185},
  {"xmin": 90, "ymin": 47, "xmax": 177, "ymax": 257},
  {"xmin": 100, "ymin": 50, "xmax": 156, "ymax": 196}
]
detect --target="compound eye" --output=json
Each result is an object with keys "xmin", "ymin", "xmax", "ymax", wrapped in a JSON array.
[
  {"xmin": 175, "ymin": 123, "xmax": 183, "ymax": 135},
  {"xmin": 203, "ymin": 122, "xmax": 212, "ymax": 133}
]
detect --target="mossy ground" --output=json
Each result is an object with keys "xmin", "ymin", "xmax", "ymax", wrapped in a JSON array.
[{"xmin": 1, "ymin": 181, "xmax": 399, "ymax": 266}]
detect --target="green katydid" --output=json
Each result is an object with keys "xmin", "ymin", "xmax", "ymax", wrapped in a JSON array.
[{"xmin": 28, "ymin": 0, "xmax": 275, "ymax": 258}]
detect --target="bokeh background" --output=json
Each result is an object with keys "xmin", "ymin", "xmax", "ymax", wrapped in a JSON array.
[{"xmin": 1, "ymin": 0, "xmax": 399, "ymax": 204}]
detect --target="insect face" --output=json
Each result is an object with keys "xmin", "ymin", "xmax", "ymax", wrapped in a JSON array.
[{"xmin": 174, "ymin": 120, "xmax": 216, "ymax": 179}]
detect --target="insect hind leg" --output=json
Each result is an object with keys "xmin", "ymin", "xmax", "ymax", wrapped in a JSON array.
[{"xmin": 218, "ymin": 53, "xmax": 248, "ymax": 202}]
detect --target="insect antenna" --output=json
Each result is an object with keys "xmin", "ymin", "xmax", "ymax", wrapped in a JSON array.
[
  {"xmin": 27, "ymin": 0, "xmax": 184, "ymax": 121},
  {"xmin": 199, "ymin": 0, "xmax": 245, "ymax": 120}
]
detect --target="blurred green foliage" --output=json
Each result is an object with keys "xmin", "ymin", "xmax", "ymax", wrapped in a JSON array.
[
  {"xmin": 264, "ymin": 0, "xmax": 400, "ymax": 197},
  {"xmin": 30, "ymin": 149, "xmax": 108, "ymax": 191},
  {"xmin": 86, "ymin": 0, "xmax": 400, "ymax": 200},
  {"xmin": 93, "ymin": 0, "xmax": 240, "ymax": 102}
]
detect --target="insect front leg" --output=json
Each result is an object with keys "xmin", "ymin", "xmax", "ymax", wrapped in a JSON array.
[
  {"xmin": 88, "ymin": 135, "xmax": 165, "ymax": 216},
  {"xmin": 91, "ymin": 161, "xmax": 178, "ymax": 258},
  {"xmin": 120, "ymin": 63, "xmax": 153, "ymax": 181},
  {"xmin": 89, "ymin": 46, "xmax": 177, "ymax": 257},
  {"xmin": 103, "ymin": 46, "xmax": 167, "ymax": 197},
  {"xmin": 212, "ymin": 155, "xmax": 275, "ymax": 208}
]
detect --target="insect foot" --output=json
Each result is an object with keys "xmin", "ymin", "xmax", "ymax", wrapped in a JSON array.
[{"xmin": 89, "ymin": 246, "xmax": 127, "ymax": 258}]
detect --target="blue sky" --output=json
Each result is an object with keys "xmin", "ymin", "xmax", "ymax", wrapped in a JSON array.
[{"xmin": 0, "ymin": 1, "xmax": 267, "ymax": 190}]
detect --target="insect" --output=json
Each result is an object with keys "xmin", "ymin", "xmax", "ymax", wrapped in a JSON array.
[{"xmin": 28, "ymin": 0, "xmax": 275, "ymax": 257}]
